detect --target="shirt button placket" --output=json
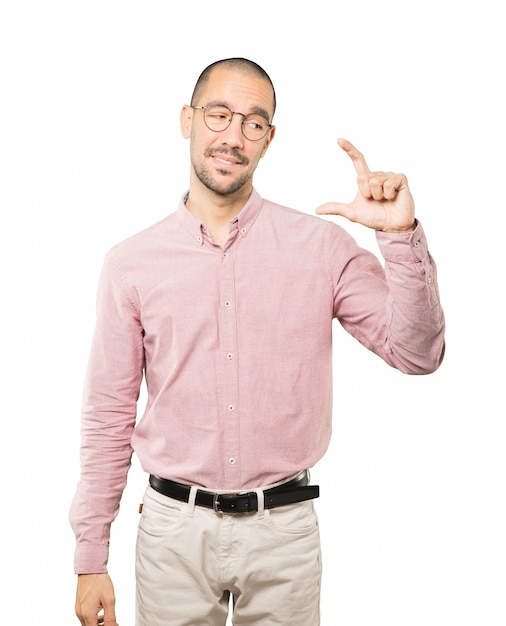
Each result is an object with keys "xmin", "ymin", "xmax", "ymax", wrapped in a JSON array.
[{"xmin": 219, "ymin": 250, "xmax": 240, "ymax": 484}]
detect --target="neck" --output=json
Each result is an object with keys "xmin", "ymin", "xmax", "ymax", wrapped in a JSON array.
[{"xmin": 185, "ymin": 176, "xmax": 252, "ymax": 244}]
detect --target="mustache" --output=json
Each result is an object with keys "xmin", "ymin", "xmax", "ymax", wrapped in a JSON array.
[{"xmin": 205, "ymin": 147, "xmax": 249, "ymax": 166}]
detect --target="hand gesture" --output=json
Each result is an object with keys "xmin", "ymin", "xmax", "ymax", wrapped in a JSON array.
[{"xmin": 316, "ymin": 138, "xmax": 415, "ymax": 232}]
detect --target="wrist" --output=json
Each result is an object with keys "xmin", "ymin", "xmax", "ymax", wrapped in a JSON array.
[{"xmin": 382, "ymin": 219, "xmax": 416, "ymax": 233}]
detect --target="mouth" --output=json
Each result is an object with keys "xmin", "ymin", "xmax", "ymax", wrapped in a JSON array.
[
  {"xmin": 208, "ymin": 149, "xmax": 248, "ymax": 169},
  {"xmin": 212, "ymin": 155, "xmax": 240, "ymax": 168}
]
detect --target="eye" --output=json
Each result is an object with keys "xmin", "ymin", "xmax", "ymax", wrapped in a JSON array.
[
  {"xmin": 207, "ymin": 107, "xmax": 231, "ymax": 121},
  {"xmin": 244, "ymin": 117, "xmax": 266, "ymax": 131}
]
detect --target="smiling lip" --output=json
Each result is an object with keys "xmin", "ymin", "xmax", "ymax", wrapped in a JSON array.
[
  {"xmin": 208, "ymin": 148, "xmax": 248, "ymax": 167},
  {"xmin": 211, "ymin": 154, "xmax": 242, "ymax": 167}
]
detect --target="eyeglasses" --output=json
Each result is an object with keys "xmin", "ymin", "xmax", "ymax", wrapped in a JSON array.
[{"xmin": 191, "ymin": 105, "xmax": 272, "ymax": 141}]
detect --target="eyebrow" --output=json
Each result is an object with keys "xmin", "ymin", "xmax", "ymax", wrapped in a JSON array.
[{"xmin": 206, "ymin": 100, "xmax": 271, "ymax": 123}]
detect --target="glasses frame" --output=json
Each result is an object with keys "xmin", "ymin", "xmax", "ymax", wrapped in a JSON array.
[{"xmin": 191, "ymin": 105, "xmax": 273, "ymax": 141}]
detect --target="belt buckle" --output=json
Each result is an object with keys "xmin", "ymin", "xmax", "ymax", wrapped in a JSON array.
[
  {"xmin": 213, "ymin": 491, "xmax": 248, "ymax": 513},
  {"xmin": 213, "ymin": 492, "xmax": 234, "ymax": 513}
]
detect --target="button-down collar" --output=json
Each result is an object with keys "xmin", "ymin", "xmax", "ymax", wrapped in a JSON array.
[{"xmin": 176, "ymin": 189, "xmax": 264, "ymax": 246}]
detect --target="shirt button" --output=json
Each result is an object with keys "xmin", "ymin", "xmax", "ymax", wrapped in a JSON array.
[
  {"xmin": 227, "ymin": 353, "xmax": 233, "ymax": 360},
  {"xmin": 225, "ymin": 301, "xmax": 231, "ymax": 307},
  {"xmin": 240, "ymin": 228, "xmax": 247, "ymax": 235},
  {"xmin": 228, "ymin": 458, "xmax": 236, "ymax": 465},
  {"xmin": 428, "ymin": 276, "xmax": 433, "ymax": 284},
  {"xmin": 228, "ymin": 404, "xmax": 235, "ymax": 411},
  {"xmin": 223, "ymin": 252, "xmax": 229, "ymax": 258},
  {"xmin": 413, "ymin": 239, "xmax": 420, "ymax": 248}
]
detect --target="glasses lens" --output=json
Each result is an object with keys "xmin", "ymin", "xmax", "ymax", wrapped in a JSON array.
[
  {"xmin": 242, "ymin": 114, "xmax": 270, "ymax": 141},
  {"xmin": 204, "ymin": 106, "xmax": 232, "ymax": 131},
  {"xmin": 203, "ymin": 106, "xmax": 270, "ymax": 141}
]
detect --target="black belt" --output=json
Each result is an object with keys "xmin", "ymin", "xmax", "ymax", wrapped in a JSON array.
[{"xmin": 149, "ymin": 470, "xmax": 319, "ymax": 514}]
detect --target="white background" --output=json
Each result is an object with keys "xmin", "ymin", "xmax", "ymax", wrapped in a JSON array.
[{"xmin": 2, "ymin": 1, "xmax": 505, "ymax": 624}]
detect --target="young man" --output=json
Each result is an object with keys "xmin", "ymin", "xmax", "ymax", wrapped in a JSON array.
[{"xmin": 71, "ymin": 58, "xmax": 445, "ymax": 625}]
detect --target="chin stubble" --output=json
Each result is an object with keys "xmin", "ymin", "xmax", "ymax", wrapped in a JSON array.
[{"xmin": 194, "ymin": 148, "xmax": 252, "ymax": 196}]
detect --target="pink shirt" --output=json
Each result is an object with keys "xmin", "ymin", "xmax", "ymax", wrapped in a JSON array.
[{"xmin": 70, "ymin": 189, "xmax": 445, "ymax": 573}]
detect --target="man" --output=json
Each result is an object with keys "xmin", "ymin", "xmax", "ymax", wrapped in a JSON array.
[{"xmin": 71, "ymin": 57, "xmax": 445, "ymax": 625}]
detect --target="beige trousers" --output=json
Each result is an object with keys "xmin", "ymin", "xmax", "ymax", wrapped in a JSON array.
[{"xmin": 135, "ymin": 484, "xmax": 322, "ymax": 625}]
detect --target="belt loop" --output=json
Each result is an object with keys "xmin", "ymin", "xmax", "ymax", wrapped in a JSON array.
[
  {"xmin": 186, "ymin": 485, "xmax": 198, "ymax": 518},
  {"xmin": 255, "ymin": 488, "xmax": 265, "ymax": 520}
]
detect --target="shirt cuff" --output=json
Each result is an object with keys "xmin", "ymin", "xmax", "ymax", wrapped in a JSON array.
[
  {"xmin": 74, "ymin": 543, "xmax": 109, "ymax": 575},
  {"xmin": 375, "ymin": 219, "xmax": 429, "ymax": 263}
]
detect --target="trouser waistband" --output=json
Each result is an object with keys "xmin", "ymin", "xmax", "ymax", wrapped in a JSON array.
[{"xmin": 148, "ymin": 470, "xmax": 319, "ymax": 514}]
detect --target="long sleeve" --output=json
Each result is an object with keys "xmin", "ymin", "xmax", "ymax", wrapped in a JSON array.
[
  {"xmin": 69, "ymin": 250, "xmax": 145, "ymax": 574},
  {"xmin": 330, "ymin": 220, "xmax": 445, "ymax": 374}
]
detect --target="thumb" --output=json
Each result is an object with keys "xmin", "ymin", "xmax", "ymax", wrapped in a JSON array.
[
  {"xmin": 315, "ymin": 201, "xmax": 354, "ymax": 218},
  {"xmin": 103, "ymin": 607, "xmax": 118, "ymax": 625},
  {"xmin": 102, "ymin": 598, "xmax": 118, "ymax": 626}
]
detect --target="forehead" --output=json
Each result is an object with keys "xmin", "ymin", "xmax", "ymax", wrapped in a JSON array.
[{"xmin": 198, "ymin": 67, "xmax": 275, "ymax": 118}]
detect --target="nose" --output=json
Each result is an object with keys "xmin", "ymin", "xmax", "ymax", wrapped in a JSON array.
[{"xmin": 219, "ymin": 113, "xmax": 244, "ymax": 148}]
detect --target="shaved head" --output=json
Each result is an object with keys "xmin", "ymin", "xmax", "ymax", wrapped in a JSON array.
[{"xmin": 190, "ymin": 58, "xmax": 276, "ymax": 118}]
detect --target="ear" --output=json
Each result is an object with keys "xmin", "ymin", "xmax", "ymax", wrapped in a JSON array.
[
  {"xmin": 260, "ymin": 125, "xmax": 276, "ymax": 158},
  {"xmin": 180, "ymin": 105, "xmax": 193, "ymax": 139}
]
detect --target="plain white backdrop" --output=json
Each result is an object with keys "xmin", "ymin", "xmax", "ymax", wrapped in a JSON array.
[{"xmin": 2, "ymin": 1, "xmax": 505, "ymax": 624}]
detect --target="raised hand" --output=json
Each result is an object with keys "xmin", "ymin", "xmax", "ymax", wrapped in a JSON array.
[{"xmin": 316, "ymin": 138, "xmax": 415, "ymax": 232}]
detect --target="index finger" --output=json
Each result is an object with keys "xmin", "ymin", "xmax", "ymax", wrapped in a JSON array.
[{"xmin": 337, "ymin": 138, "xmax": 370, "ymax": 175}]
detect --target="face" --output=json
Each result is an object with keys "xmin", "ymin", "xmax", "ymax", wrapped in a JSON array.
[{"xmin": 180, "ymin": 66, "xmax": 276, "ymax": 198}]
